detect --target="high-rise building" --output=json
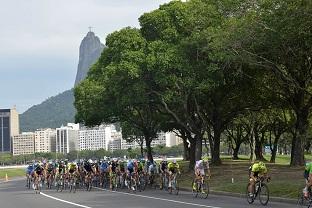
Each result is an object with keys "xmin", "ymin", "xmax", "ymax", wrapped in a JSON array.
[
  {"xmin": 165, "ymin": 132, "xmax": 183, "ymax": 147},
  {"xmin": 79, "ymin": 125, "xmax": 106, "ymax": 151},
  {"xmin": 0, "ymin": 107, "xmax": 19, "ymax": 153},
  {"xmin": 56, "ymin": 123, "xmax": 79, "ymax": 154},
  {"xmin": 34, "ymin": 128, "xmax": 56, "ymax": 153},
  {"xmin": 12, "ymin": 132, "xmax": 35, "ymax": 155}
]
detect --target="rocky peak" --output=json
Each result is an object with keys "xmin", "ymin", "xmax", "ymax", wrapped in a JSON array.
[{"xmin": 74, "ymin": 31, "xmax": 104, "ymax": 86}]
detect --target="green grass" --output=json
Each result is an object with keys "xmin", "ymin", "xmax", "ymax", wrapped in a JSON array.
[
  {"xmin": 0, "ymin": 168, "xmax": 25, "ymax": 180},
  {"xmin": 177, "ymin": 155, "xmax": 306, "ymax": 199}
]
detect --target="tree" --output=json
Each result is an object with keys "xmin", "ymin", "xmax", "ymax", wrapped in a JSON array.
[
  {"xmin": 230, "ymin": 0, "xmax": 312, "ymax": 166},
  {"xmin": 75, "ymin": 27, "xmax": 163, "ymax": 162}
]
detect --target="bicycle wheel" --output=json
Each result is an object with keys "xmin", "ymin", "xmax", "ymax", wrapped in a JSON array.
[
  {"xmin": 259, "ymin": 183, "xmax": 269, "ymax": 205},
  {"xmin": 246, "ymin": 183, "xmax": 255, "ymax": 204},
  {"xmin": 192, "ymin": 180, "xmax": 198, "ymax": 198},
  {"xmin": 173, "ymin": 179, "xmax": 179, "ymax": 195},
  {"xmin": 200, "ymin": 181, "xmax": 209, "ymax": 199}
]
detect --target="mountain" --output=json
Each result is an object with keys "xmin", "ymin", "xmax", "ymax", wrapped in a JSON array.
[
  {"xmin": 20, "ymin": 31, "xmax": 104, "ymax": 132},
  {"xmin": 20, "ymin": 90, "xmax": 75, "ymax": 132},
  {"xmin": 75, "ymin": 31, "xmax": 105, "ymax": 86}
]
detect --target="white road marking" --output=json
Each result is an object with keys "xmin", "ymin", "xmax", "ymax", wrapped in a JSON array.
[
  {"xmin": 94, "ymin": 187, "xmax": 223, "ymax": 208},
  {"xmin": 40, "ymin": 192, "xmax": 92, "ymax": 208}
]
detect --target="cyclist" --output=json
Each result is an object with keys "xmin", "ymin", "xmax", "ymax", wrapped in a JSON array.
[
  {"xmin": 33, "ymin": 162, "xmax": 44, "ymax": 190},
  {"xmin": 160, "ymin": 158, "xmax": 168, "ymax": 189},
  {"xmin": 303, "ymin": 161, "xmax": 312, "ymax": 198},
  {"xmin": 25, "ymin": 163, "xmax": 34, "ymax": 187},
  {"xmin": 193, "ymin": 159, "xmax": 210, "ymax": 192},
  {"xmin": 248, "ymin": 161, "xmax": 269, "ymax": 197},
  {"xmin": 126, "ymin": 159, "xmax": 137, "ymax": 190},
  {"xmin": 168, "ymin": 160, "xmax": 180, "ymax": 189},
  {"xmin": 109, "ymin": 158, "xmax": 118, "ymax": 189},
  {"xmin": 100, "ymin": 159, "xmax": 109, "ymax": 186},
  {"xmin": 45, "ymin": 161, "xmax": 55, "ymax": 186},
  {"xmin": 68, "ymin": 162, "xmax": 77, "ymax": 175}
]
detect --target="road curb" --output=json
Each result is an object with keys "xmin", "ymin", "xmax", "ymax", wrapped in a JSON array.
[{"xmin": 179, "ymin": 187, "xmax": 298, "ymax": 205}]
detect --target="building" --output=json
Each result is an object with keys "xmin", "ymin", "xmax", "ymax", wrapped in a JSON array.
[
  {"xmin": 34, "ymin": 128, "xmax": 56, "ymax": 153},
  {"xmin": 0, "ymin": 107, "xmax": 19, "ymax": 153},
  {"xmin": 108, "ymin": 138, "xmax": 121, "ymax": 151},
  {"xmin": 165, "ymin": 132, "xmax": 183, "ymax": 147},
  {"xmin": 56, "ymin": 123, "xmax": 79, "ymax": 154},
  {"xmin": 121, "ymin": 132, "xmax": 174, "ymax": 150},
  {"xmin": 12, "ymin": 132, "xmax": 35, "ymax": 155},
  {"xmin": 79, "ymin": 125, "xmax": 106, "ymax": 151}
]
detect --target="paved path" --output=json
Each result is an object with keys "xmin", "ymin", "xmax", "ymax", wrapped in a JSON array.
[{"xmin": 0, "ymin": 179, "xmax": 295, "ymax": 208}]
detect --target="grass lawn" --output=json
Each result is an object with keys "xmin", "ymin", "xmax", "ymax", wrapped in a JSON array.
[
  {"xmin": 178, "ymin": 155, "xmax": 306, "ymax": 199},
  {"xmin": 0, "ymin": 168, "xmax": 25, "ymax": 180}
]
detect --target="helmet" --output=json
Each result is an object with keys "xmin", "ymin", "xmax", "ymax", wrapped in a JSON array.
[
  {"xmin": 173, "ymin": 159, "xmax": 177, "ymax": 164},
  {"xmin": 88, "ymin": 159, "xmax": 93, "ymax": 164},
  {"xmin": 258, "ymin": 161, "xmax": 265, "ymax": 167},
  {"xmin": 202, "ymin": 155, "xmax": 209, "ymax": 162}
]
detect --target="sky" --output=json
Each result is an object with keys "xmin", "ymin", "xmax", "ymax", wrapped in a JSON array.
[{"xmin": 0, "ymin": 0, "xmax": 170, "ymax": 113}]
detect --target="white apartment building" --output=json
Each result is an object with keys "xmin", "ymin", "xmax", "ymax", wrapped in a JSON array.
[
  {"xmin": 34, "ymin": 128, "xmax": 56, "ymax": 153},
  {"xmin": 12, "ymin": 132, "xmax": 35, "ymax": 155},
  {"xmin": 79, "ymin": 125, "xmax": 106, "ymax": 151},
  {"xmin": 121, "ymin": 132, "xmax": 177, "ymax": 150},
  {"xmin": 166, "ymin": 132, "xmax": 183, "ymax": 147},
  {"xmin": 56, "ymin": 123, "xmax": 79, "ymax": 154},
  {"xmin": 108, "ymin": 138, "xmax": 121, "ymax": 151}
]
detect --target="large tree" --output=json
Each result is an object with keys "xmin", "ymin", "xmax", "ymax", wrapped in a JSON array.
[{"xmin": 230, "ymin": 0, "xmax": 312, "ymax": 166}]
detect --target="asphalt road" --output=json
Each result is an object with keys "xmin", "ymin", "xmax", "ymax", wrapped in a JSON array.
[{"xmin": 0, "ymin": 179, "xmax": 295, "ymax": 208}]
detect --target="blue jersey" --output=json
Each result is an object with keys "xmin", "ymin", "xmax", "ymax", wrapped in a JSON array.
[
  {"xmin": 127, "ymin": 161, "xmax": 134, "ymax": 169},
  {"xmin": 100, "ymin": 162, "xmax": 109, "ymax": 171},
  {"xmin": 26, "ymin": 165, "xmax": 34, "ymax": 174}
]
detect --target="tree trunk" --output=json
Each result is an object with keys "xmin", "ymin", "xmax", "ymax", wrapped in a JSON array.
[
  {"xmin": 189, "ymin": 139, "xmax": 196, "ymax": 170},
  {"xmin": 291, "ymin": 108, "xmax": 308, "ymax": 166},
  {"xmin": 195, "ymin": 135, "xmax": 202, "ymax": 161},
  {"xmin": 140, "ymin": 138, "xmax": 144, "ymax": 158},
  {"xmin": 254, "ymin": 127, "xmax": 265, "ymax": 161},
  {"xmin": 233, "ymin": 144, "xmax": 241, "ymax": 160},
  {"xmin": 145, "ymin": 137, "xmax": 153, "ymax": 162},
  {"xmin": 270, "ymin": 132, "xmax": 281, "ymax": 163},
  {"xmin": 210, "ymin": 129, "xmax": 222, "ymax": 165},
  {"xmin": 182, "ymin": 137, "xmax": 190, "ymax": 161}
]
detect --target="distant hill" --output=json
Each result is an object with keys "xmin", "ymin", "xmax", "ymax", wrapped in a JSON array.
[
  {"xmin": 19, "ymin": 31, "xmax": 104, "ymax": 132},
  {"xmin": 20, "ymin": 89, "xmax": 75, "ymax": 132}
]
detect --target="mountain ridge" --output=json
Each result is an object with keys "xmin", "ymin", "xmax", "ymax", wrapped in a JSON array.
[{"xmin": 20, "ymin": 31, "xmax": 104, "ymax": 132}]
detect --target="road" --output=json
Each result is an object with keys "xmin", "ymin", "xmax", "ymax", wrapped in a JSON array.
[{"xmin": 0, "ymin": 179, "xmax": 295, "ymax": 208}]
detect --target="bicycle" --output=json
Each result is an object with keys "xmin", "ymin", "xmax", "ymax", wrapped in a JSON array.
[
  {"xmin": 168, "ymin": 172, "xmax": 179, "ymax": 195},
  {"xmin": 110, "ymin": 172, "xmax": 118, "ymax": 191},
  {"xmin": 84, "ymin": 172, "xmax": 93, "ymax": 191},
  {"xmin": 26, "ymin": 174, "xmax": 32, "ymax": 189},
  {"xmin": 192, "ymin": 175, "xmax": 210, "ymax": 199},
  {"xmin": 160, "ymin": 171, "xmax": 169, "ymax": 191},
  {"xmin": 56, "ymin": 173, "xmax": 65, "ymax": 192},
  {"xmin": 33, "ymin": 174, "xmax": 42, "ymax": 194},
  {"xmin": 138, "ymin": 171, "xmax": 147, "ymax": 191},
  {"xmin": 125, "ymin": 172, "xmax": 137, "ymax": 193},
  {"xmin": 246, "ymin": 176, "xmax": 270, "ymax": 205},
  {"xmin": 297, "ymin": 186, "xmax": 312, "ymax": 207},
  {"xmin": 69, "ymin": 172, "xmax": 78, "ymax": 193}
]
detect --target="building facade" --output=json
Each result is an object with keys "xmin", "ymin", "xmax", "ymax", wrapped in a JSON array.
[
  {"xmin": 34, "ymin": 128, "xmax": 56, "ymax": 153},
  {"xmin": 79, "ymin": 125, "xmax": 106, "ymax": 151},
  {"xmin": 56, "ymin": 123, "xmax": 79, "ymax": 154},
  {"xmin": 12, "ymin": 132, "xmax": 35, "ymax": 155},
  {"xmin": 0, "ymin": 107, "xmax": 19, "ymax": 153}
]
